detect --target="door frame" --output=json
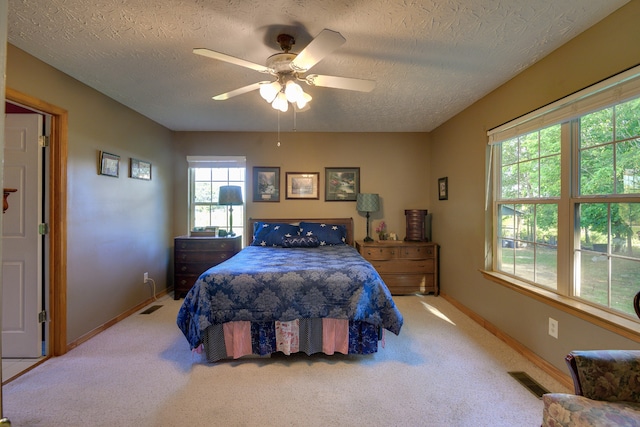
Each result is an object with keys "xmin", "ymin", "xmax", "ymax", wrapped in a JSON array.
[{"xmin": 6, "ymin": 87, "xmax": 67, "ymax": 356}]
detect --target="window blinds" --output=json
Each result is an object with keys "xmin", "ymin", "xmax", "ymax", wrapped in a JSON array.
[
  {"xmin": 186, "ymin": 155, "xmax": 246, "ymax": 168},
  {"xmin": 487, "ymin": 64, "xmax": 640, "ymax": 145}
]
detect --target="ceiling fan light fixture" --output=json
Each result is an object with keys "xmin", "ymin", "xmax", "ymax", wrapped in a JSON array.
[
  {"xmin": 284, "ymin": 80, "xmax": 303, "ymax": 103},
  {"xmin": 272, "ymin": 91, "xmax": 289, "ymax": 112},
  {"xmin": 259, "ymin": 81, "xmax": 281, "ymax": 103},
  {"xmin": 296, "ymin": 92, "xmax": 312, "ymax": 109}
]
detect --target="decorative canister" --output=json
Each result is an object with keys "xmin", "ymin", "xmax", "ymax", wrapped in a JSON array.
[{"xmin": 404, "ymin": 209, "xmax": 428, "ymax": 241}]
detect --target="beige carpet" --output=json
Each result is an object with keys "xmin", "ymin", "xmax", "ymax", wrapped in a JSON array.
[{"xmin": 2, "ymin": 294, "xmax": 569, "ymax": 426}]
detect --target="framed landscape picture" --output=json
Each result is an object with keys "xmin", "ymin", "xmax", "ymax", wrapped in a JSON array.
[
  {"xmin": 286, "ymin": 172, "xmax": 319, "ymax": 199},
  {"xmin": 99, "ymin": 151, "xmax": 120, "ymax": 177},
  {"xmin": 253, "ymin": 166, "xmax": 280, "ymax": 202},
  {"xmin": 325, "ymin": 167, "xmax": 360, "ymax": 201},
  {"xmin": 130, "ymin": 158, "xmax": 152, "ymax": 180}
]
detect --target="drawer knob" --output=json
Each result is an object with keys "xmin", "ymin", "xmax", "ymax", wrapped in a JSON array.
[{"xmin": 180, "ymin": 266, "xmax": 187, "ymax": 272}]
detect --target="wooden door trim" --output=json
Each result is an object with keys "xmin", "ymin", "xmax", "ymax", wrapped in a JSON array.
[{"xmin": 6, "ymin": 87, "xmax": 67, "ymax": 356}]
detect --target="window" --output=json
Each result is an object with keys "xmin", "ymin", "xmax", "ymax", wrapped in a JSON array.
[
  {"xmin": 187, "ymin": 156, "xmax": 246, "ymax": 237},
  {"xmin": 488, "ymin": 66, "xmax": 640, "ymax": 320}
]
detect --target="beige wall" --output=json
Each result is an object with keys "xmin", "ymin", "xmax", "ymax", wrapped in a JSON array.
[
  {"xmin": 430, "ymin": 0, "xmax": 640, "ymax": 372},
  {"xmin": 6, "ymin": 45, "xmax": 175, "ymax": 343},
  {"xmin": 172, "ymin": 132, "xmax": 431, "ymax": 242}
]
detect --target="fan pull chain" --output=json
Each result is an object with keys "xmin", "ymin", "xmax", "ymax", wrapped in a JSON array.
[{"xmin": 277, "ymin": 111, "xmax": 281, "ymax": 147}]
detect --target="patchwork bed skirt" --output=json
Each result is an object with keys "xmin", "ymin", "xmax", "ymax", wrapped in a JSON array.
[{"xmin": 200, "ymin": 319, "xmax": 383, "ymax": 362}]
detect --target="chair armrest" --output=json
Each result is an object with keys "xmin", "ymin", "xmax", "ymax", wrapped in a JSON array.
[
  {"xmin": 565, "ymin": 353, "xmax": 583, "ymax": 395},
  {"xmin": 567, "ymin": 350, "xmax": 640, "ymax": 402}
]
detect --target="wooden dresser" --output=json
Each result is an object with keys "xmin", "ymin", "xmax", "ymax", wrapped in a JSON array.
[
  {"xmin": 173, "ymin": 235, "xmax": 242, "ymax": 299},
  {"xmin": 356, "ymin": 240, "xmax": 439, "ymax": 295}
]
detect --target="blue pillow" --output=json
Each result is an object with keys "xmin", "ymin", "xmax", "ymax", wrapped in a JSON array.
[
  {"xmin": 299, "ymin": 222, "xmax": 346, "ymax": 246},
  {"xmin": 282, "ymin": 235, "xmax": 320, "ymax": 248},
  {"xmin": 251, "ymin": 222, "xmax": 300, "ymax": 247}
]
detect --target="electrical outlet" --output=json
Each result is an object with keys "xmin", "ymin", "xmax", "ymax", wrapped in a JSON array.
[
  {"xmin": 143, "ymin": 272, "xmax": 149, "ymax": 283},
  {"xmin": 548, "ymin": 318, "xmax": 558, "ymax": 339}
]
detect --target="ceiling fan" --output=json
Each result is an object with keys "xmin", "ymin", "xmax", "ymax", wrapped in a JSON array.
[{"xmin": 193, "ymin": 29, "xmax": 376, "ymax": 112}]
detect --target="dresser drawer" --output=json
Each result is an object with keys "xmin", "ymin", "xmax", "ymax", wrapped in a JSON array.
[
  {"xmin": 175, "ymin": 250, "xmax": 236, "ymax": 263},
  {"xmin": 173, "ymin": 235, "xmax": 242, "ymax": 299},
  {"xmin": 175, "ymin": 238, "xmax": 237, "ymax": 251},
  {"xmin": 397, "ymin": 245, "xmax": 434, "ymax": 259},
  {"xmin": 175, "ymin": 261, "xmax": 217, "ymax": 275},
  {"xmin": 382, "ymin": 274, "xmax": 436, "ymax": 294},
  {"xmin": 356, "ymin": 240, "xmax": 439, "ymax": 296},
  {"xmin": 361, "ymin": 246, "xmax": 396, "ymax": 260},
  {"xmin": 370, "ymin": 259, "xmax": 434, "ymax": 274}
]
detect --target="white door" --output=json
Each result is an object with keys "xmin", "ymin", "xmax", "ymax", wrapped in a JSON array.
[{"xmin": 2, "ymin": 113, "xmax": 43, "ymax": 358}]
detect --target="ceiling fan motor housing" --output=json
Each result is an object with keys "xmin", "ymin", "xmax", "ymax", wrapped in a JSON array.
[{"xmin": 266, "ymin": 53, "xmax": 298, "ymax": 75}]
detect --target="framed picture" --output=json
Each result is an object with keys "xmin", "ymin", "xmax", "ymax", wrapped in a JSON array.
[
  {"xmin": 325, "ymin": 167, "xmax": 360, "ymax": 201},
  {"xmin": 438, "ymin": 177, "xmax": 448, "ymax": 200},
  {"xmin": 130, "ymin": 158, "xmax": 152, "ymax": 180},
  {"xmin": 286, "ymin": 172, "xmax": 319, "ymax": 200},
  {"xmin": 99, "ymin": 151, "xmax": 120, "ymax": 177},
  {"xmin": 253, "ymin": 167, "xmax": 280, "ymax": 202}
]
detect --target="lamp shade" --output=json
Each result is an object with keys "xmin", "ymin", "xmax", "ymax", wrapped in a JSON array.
[
  {"xmin": 219, "ymin": 185, "xmax": 243, "ymax": 205},
  {"xmin": 356, "ymin": 193, "xmax": 380, "ymax": 213}
]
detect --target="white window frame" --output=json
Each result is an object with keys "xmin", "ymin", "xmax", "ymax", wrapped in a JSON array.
[
  {"xmin": 487, "ymin": 65, "xmax": 640, "ymax": 321},
  {"xmin": 187, "ymin": 156, "xmax": 246, "ymax": 237}
]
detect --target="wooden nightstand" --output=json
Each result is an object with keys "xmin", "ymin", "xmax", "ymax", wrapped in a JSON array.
[
  {"xmin": 173, "ymin": 235, "xmax": 242, "ymax": 299},
  {"xmin": 356, "ymin": 240, "xmax": 439, "ymax": 295}
]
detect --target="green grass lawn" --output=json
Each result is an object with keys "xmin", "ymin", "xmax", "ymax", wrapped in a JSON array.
[{"xmin": 499, "ymin": 244, "xmax": 640, "ymax": 317}]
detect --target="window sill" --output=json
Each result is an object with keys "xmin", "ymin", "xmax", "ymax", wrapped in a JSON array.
[{"xmin": 480, "ymin": 270, "xmax": 640, "ymax": 343}]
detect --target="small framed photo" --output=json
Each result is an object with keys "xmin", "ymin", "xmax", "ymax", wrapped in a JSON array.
[
  {"xmin": 325, "ymin": 167, "xmax": 360, "ymax": 201},
  {"xmin": 438, "ymin": 177, "xmax": 448, "ymax": 200},
  {"xmin": 99, "ymin": 151, "xmax": 120, "ymax": 177},
  {"xmin": 130, "ymin": 158, "xmax": 152, "ymax": 180},
  {"xmin": 253, "ymin": 167, "xmax": 280, "ymax": 202},
  {"xmin": 286, "ymin": 172, "xmax": 319, "ymax": 200}
]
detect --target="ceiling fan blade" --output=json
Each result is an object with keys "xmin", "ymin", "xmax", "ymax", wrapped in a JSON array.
[
  {"xmin": 305, "ymin": 74, "xmax": 376, "ymax": 92},
  {"xmin": 194, "ymin": 48, "xmax": 272, "ymax": 74},
  {"xmin": 290, "ymin": 29, "xmax": 346, "ymax": 73},
  {"xmin": 213, "ymin": 81, "xmax": 272, "ymax": 101}
]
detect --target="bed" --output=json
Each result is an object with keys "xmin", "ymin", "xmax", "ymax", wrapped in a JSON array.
[{"xmin": 176, "ymin": 217, "xmax": 404, "ymax": 362}]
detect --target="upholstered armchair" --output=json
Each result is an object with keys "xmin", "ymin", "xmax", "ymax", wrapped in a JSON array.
[{"xmin": 542, "ymin": 350, "xmax": 640, "ymax": 426}]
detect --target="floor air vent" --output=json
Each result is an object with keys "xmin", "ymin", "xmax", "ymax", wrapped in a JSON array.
[
  {"xmin": 140, "ymin": 305, "xmax": 162, "ymax": 315},
  {"xmin": 508, "ymin": 371, "xmax": 550, "ymax": 398}
]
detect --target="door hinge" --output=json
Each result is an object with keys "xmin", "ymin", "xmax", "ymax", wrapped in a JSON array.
[
  {"xmin": 38, "ymin": 310, "xmax": 48, "ymax": 323},
  {"xmin": 39, "ymin": 135, "xmax": 50, "ymax": 147},
  {"xmin": 38, "ymin": 223, "xmax": 49, "ymax": 235}
]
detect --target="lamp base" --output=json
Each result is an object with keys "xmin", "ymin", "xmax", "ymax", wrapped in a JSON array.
[{"xmin": 363, "ymin": 236, "xmax": 374, "ymax": 242}]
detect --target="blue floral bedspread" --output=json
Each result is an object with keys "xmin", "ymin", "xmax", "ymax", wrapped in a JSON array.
[{"xmin": 177, "ymin": 245, "xmax": 404, "ymax": 350}]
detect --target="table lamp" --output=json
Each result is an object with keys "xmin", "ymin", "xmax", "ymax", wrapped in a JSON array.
[
  {"xmin": 356, "ymin": 193, "xmax": 380, "ymax": 242},
  {"xmin": 218, "ymin": 185, "xmax": 243, "ymax": 236}
]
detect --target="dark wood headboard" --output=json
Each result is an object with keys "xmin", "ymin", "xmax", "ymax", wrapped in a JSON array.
[{"xmin": 247, "ymin": 218, "xmax": 354, "ymax": 247}]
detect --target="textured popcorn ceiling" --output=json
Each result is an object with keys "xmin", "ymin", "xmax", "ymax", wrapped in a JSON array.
[{"xmin": 7, "ymin": 0, "xmax": 629, "ymax": 132}]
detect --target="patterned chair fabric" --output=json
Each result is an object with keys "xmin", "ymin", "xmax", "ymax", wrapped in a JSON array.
[{"xmin": 542, "ymin": 350, "xmax": 640, "ymax": 427}]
